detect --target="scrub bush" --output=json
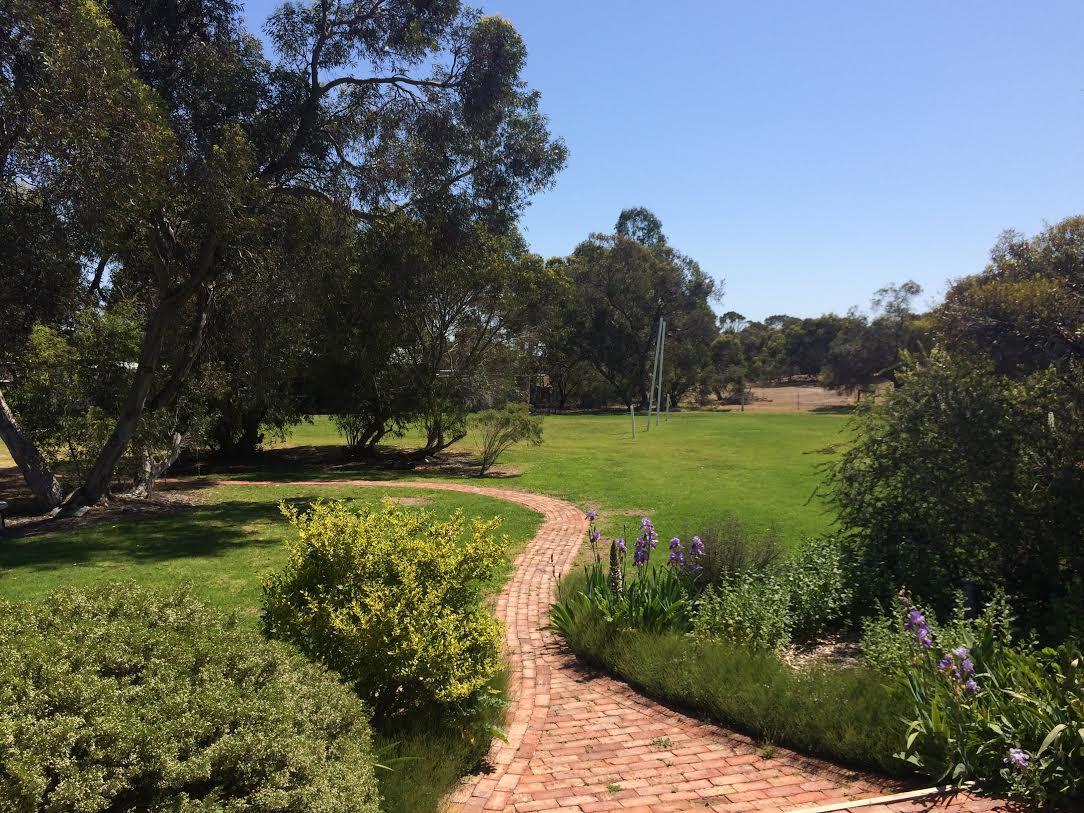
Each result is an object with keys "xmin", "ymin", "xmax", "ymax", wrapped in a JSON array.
[
  {"xmin": 263, "ymin": 499, "xmax": 507, "ymax": 724},
  {"xmin": 0, "ymin": 585, "xmax": 381, "ymax": 813}
]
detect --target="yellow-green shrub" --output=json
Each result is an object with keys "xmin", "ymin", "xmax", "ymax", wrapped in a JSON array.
[{"xmin": 263, "ymin": 499, "xmax": 507, "ymax": 723}]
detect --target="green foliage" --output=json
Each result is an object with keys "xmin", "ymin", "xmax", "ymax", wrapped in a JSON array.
[
  {"xmin": 471, "ymin": 402, "xmax": 544, "ymax": 475},
  {"xmin": 892, "ymin": 598, "xmax": 1084, "ymax": 805},
  {"xmin": 262, "ymin": 499, "xmax": 508, "ymax": 724},
  {"xmin": 937, "ymin": 215, "xmax": 1084, "ymax": 375},
  {"xmin": 785, "ymin": 535, "xmax": 854, "ymax": 640},
  {"xmin": 558, "ymin": 606, "xmax": 908, "ymax": 776},
  {"xmin": 11, "ymin": 305, "xmax": 141, "ymax": 480},
  {"xmin": 860, "ymin": 593, "xmax": 1015, "ymax": 677},
  {"xmin": 0, "ymin": 584, "xmax": 381, "ymax": 813},
  {"xmin": 560, "ymin": 212, "xmax": 718, "ymax": 407},
  {"xmin": 552, "ymin": 558, "xmax": 692, "ymax": 638},
  {"xmin": 827, "ymin": 350, "xmax": 1084, "ymax": 639},
  {"xmin": 694, "ymin": 517, "xmax": 784, "ymax": 587},
  {"xmin": 693, "ymin": 576, "xmax": 791, "ymax": 652}
]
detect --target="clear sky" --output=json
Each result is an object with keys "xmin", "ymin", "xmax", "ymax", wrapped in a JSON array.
[{"xmin": 243, "ymin": 1, "xmax": 1084, "ymax": 321}]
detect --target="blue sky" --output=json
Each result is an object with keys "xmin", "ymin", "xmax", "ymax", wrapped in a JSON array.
[{"xmin": 244, "ymin": 1, "xmax": 1084, "ymax": 321}]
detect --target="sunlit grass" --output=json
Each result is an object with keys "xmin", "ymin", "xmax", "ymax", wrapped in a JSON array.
[{"xmin": 268, "ymin": 411, "xmax": 849, "ymax": 550}]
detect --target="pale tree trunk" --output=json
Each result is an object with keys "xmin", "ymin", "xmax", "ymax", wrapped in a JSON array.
[
  {"xmin": 126, "ymin": 429, "xmax": 184, "ymax": 498},
  {"xmin": 0, "ymin": 387, "xmax": 64, "ymax": 509}
]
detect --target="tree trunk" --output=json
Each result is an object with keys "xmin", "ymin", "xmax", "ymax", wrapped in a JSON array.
[
  {"xmin": 126, "ymin": 430, "xmax": 184, "ymax": 498},
  {"xmin": 0, "ymin": 387, "xmax": 64, "ymax": 510},
  {"xmin": 63, "ymin": 299, "xmax": 175, "ymax": 509}
]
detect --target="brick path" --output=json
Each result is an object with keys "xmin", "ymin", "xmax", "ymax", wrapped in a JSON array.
[{"xmin": 219, "ymin": 479, "xmax": 1009, "ymax": 813}]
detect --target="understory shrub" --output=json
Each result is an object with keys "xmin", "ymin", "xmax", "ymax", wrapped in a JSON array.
[
  {"xmin": 471, "ymin": 402, "xmax": 544, "ymax": 476},
  {"xmin": 826, "ymin": 351, "xmax": 1084, "ymax": 641},
  {"xmin": 0, "ymin": 585, "xmax": 381, "ymax": 813},
  {"xmin": 892, "ymin": 592, "xmax": 1083, "ymax": 806},
  {"xmin": 262, "ymin": 498, "xmax": 507, "ymax": 726},
  {"xmin": 693, "ymin": 576, "xmax": 791, "ymax": 652},
  {"xmin": 784, "ymin": 535, "xmax": 853, "ymax": 640}
]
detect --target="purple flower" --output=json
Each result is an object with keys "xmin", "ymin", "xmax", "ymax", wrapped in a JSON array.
[
  {"xmin": 958, "ymin": 658, "xmax": 975, "ymax": 677},
  {"xmin": 640, "ymin": 517, "xmax": 652, "ymax": 528},
  {"xmin": 633, "ymin": 538, "xmax": 649, "ymax": 567},
  {"xmin": 1005, "ymin": 748, "xmax": 1029, "ymax": 770},
  {"xmin": 963, "ymin": 678, "xmax": 978, "ymax": 695},
  {"xmin": 952, "ymin": 646, "xmax": 970, "ymax": 660},
  {"xmin": 905, "ymin": 609, "xmax": 926, "ymax": 631},
  {"xmin": 586, "ymin": 509, "xmax": 596, "ymax": 521},
  {"xmin": 690, "ymin": 536, "xmax": 705, "ymax": 557},
  {"xmin": 668, "ymin": 549, "xmax": 685, "ymax": 566},
  {"xmin": 669, "ymin": 537, "xmax": 682, "ymax": 551},
  {"xmin": 938, "ymin": 656, "xmax": 953, "ymax": 671},
  {"xmin": 616, "ymin": 538, "xmax": 627, "ymax": 554},
  {"xmin": 590, "ymin": 529, "xmax": 601, "ymax": 543}
]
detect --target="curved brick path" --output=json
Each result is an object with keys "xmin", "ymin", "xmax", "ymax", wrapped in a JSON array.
[{"xmin": 218, "ymin": 479, "xmax": 1007, "ymax": 813}]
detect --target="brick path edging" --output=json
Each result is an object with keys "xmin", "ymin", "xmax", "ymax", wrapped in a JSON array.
[{"xmin": 216, "ymin": 479, "xmax": 1007, "ymax": 813}]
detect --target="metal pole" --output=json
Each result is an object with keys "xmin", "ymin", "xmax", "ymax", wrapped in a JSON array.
[
  {"xmin": 655, "ymin": 318, "xmax": 666, "ymax": 426},
  {"xmin": 646, "ymin": 318, "xmax": 662, "ymax": 432},
  {"xmin": 665, "ymin": 393, "xmax": 670, "ymax": 421},
  {"xmin": 630, "ymin": 404, "xmax": 636, "ymax": 438}
]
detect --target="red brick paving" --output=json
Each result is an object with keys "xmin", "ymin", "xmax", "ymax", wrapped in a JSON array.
[{"xmin": 218, "ymin": 479, "xmax": 1011, "ymax": 813}]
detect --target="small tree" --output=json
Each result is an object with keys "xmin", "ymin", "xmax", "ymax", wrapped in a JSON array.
[{"xmin": 472, "ymin": 403, "xmax": 543, "ymax": 476}]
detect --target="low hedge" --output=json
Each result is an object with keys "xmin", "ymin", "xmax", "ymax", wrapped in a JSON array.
[
  {"xmin": 560, "ymin": 607, "xmax": 910, "ymax": 777},
  {"xmin": 0, "ymin": 585, "xmax": 381, "ymax": 813}
]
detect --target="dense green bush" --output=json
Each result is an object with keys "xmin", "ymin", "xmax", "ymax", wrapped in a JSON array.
[
  {"xmin": 784, "ymin": 535, "xmax": 853, "ymax": 640},
  {"xmin": 0, "ymin": 585, "xmax": 381, "ymax": 813},
  {"xmin": 826, "ymin": 351, "xmax": 1084, "ymax": 640},
  {"xmin": 892, "ymin": 593, "xmax": 1083, "ymax": 806},
  {"xmin": 693, "ymin": 576, "xmax": 791, "ymax": 652},
  {"xmin": 263, "ymin": 499, "xmax": 507, "ymax": 724},
  {"xmin": 694, "ymin": 516, "xmax": 784, "ymax": 588}
]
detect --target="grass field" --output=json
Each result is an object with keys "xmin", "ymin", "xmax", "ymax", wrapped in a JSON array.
[
  {"xmin": 273, "ymin": 411, "xmax": 849, "ymax": 549},
  {"xmin": 0, "ymin": 484, "xmax": 541, "ymax": 618}
]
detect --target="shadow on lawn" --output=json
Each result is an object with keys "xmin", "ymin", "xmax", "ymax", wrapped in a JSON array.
[
  {"xmin": 176, "ymin": 444, "xmax": 521, "ymax": 483},
  {"xmin": 0, "ymin": 500, "xmax": 283, "ymax": 572}
]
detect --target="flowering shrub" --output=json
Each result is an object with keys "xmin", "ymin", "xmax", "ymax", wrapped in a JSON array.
[
  {"xmin": 894, "ymin": 590, "xmax": 1084, "ymax": 805},
  {"xmin": 550, "ymin": 514, "xmax": 702, "ymax": 637},
  {"xmin": 263, "ymin": 499, "xmax": 506, "ymax": 724}
]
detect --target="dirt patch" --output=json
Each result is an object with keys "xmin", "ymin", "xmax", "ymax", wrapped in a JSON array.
[
  {"xmin": 388, "ymin": 496, "xmax": 432, "ymax": 507},
  {"xmin": 3, "ymin": 486, "xmax": 203, "ymax": 539},
  {"xmin": 781, "ymin": 635, "xmax": 863, "ymax": 669}
]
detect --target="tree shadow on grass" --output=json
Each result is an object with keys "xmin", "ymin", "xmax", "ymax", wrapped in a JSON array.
[
  {"xmin": 176, "ymin": 445, "xmax": 522, "ymax": 483},
  {"xmin": 0, "ymin": 499, "xmax": 284, "ymax": 572}
]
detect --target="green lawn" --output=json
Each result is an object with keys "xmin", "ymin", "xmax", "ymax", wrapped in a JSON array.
[
  {"xmin": 271, "ymin": 412, "xmax": 848, "ymax": 549},
  {"xmin": 0, "ymin": 484, "xmax": 541, "ymax": 619}
]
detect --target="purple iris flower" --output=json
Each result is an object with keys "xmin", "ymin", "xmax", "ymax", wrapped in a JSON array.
[
  {"xmin": 959, "ymin": 658, "xmax": 975, "ymax": 677},
  {"xmin": 590, "ymin": 529, "xmax": 601, "ymax": 543},
  {"xmin": 669, "ymin": 537, "xmax": 682, "ymax": 551},
  {"xmin": 1005, "ymin": 749, "xmax": 1029, "ymax": 770},
  {"xmin": 963, "ymin": 678, "xmax": 978, "ymax": 695},
  {"xmin": 616, "ymin": 538, "xmax": 627, "ymax": 554},
  {"xmin": 668, "ymin": 549, "xmax": 685, "ymax": 566},
  {"xmin": 586, "ymin": 509, "xmax": 596, "ymax": 521},
  {"xmin": 690, "ymin": 536, "xmax": 705, "ymax": 557},
  {"xmin": 952, "ymin": 646, "xmax": 970, "ymax": 660},
  {"xmin": 633, "ymin": 538, "xmax": 649, "ymax": 567},
  {"xmin": 938, "ymin": 656, "xmax": 953, "ymax": 671}
]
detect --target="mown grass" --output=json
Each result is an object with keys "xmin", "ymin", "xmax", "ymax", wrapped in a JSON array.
[
  {"xmin": 560, "ymin": 609, "xmax": 910, "ymax": 777},
  {"xmin": 0, "ymin": 484, "xmax": 540, "ymax": 619},
  {"xmin": 267, "ymin": 411, "xmax": 849, "ymax": 551}
]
